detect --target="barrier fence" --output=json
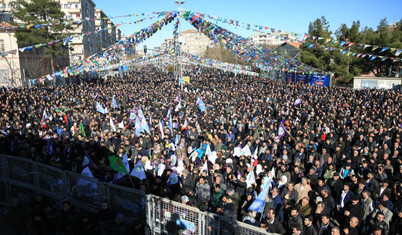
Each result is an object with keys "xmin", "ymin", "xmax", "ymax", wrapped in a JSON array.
[{"xmin": 0, "ymin": 154, "xmax": 274, "ymax": 235}]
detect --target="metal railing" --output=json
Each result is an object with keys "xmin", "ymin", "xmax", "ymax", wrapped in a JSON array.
[{"xmin": 0, "ymin": 154, "xmax": 274, "ymax": 234}]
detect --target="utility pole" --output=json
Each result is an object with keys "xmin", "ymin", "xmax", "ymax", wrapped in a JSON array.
[
  {"xmin": 174, "ymin": 0, "xmax": 184, "ymax": 90},
  {"xmin": 6, "ymin": 30, "xmax": 15, "ymax": 87}
]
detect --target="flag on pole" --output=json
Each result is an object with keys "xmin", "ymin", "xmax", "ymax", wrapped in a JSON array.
[
  {"xmin": 169, "ymin": 111, "xmax": 173, "ymax": 135},
  {"xmin": 167, "ymin": 172, "xmax": 179, "ymax": 185},
  {"xmin": 200, "ymin": 160, "xmax": 208, "ymax": 175},
  {"xmin": 41, "ymin": 109, "xmax": 49, "ymax": 128},
  {"xmin": 82, "ymin": 153, "xmax": 93, "ymax": 169},
  {"xmin": 175, "ymin": 101, "xmax": 182, "ymax": 112},
  {"xmin": 159, "ymin": 121, "xmax": 164, "ymax": 139},
  {"xmin": 79, "ymin": 123, "xmax": 86, "ymax": 137},
  {"xmin": 129, "ymin": 110, "xmax": 136, "ymax": 122},
  {"xmin": 246, "ymin": 170, "xmax": 256, "ymax": 188},
  {"xmin": 196, "ymin": 96, "xmax": 206, "ymax": 112},
  {"xmin": 278, "ymin": 123, "xmax": 286, "ymax": 138},
  {"xmin": 294, "ymin": 98, "xmax": 301, "ymax": 106},
  {"xmin": 96, "ymin": 102, "xmax": 107, "ymax": 114},
  {"xmin": 110, "ymin": 116, "xmax": 116, "ymax": 132},
  {"xmin": 181, "ymin": 119, "xmax": 188, "ymax": 131},
  {"xmin": 130, "ymin": 160, "xmax": 146, "ymax": 180},
  {"xmin": 77, "ymin": 166, "xmax": 96, "ymax": 187},
  {"xmin": 112, "ymin": 96, "xmax": 118, "ymax": 109},
  {"xmin": 108, "ymin": 156, "xmax": 129, "ymax": 175},
  {"xmin": 175, "ymin": 94, "xmax": 180, "ymax": 103},
  {"xmin": 0, "ymin": 130, "xmax": 9, "ymax": 136},
  {"xmin": 137, "ymin": 107, "xmax": 150, "ymax": 133},
  {"xmin": 248, "ymin": 177, "xmax": 272, "ymax": 213},
  {"xmin": 112, "ymin": 153, "xmax": 130, "ymax": 183},
  {"xmin": 234, "ymin": 145, "xmax": 252, "ymax": 157},
  {"xmin": 166, "ymin": 107, "xmax": 171, "ymax": 121}
]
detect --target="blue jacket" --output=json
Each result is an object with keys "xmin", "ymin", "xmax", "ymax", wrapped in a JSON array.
[{"xmin": 338, "ymin": 190, "xmax": 354, "ymax": 208}]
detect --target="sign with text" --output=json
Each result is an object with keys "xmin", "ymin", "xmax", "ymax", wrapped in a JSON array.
[{"xmin": 310, "ymin": 74, "xmax": 330, "ymax": 87}]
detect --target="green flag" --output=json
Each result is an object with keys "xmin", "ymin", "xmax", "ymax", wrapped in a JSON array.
[
  {"xmin": 80, "ymin": 123, "xmax": 86, "ymax": 137},
  {"xmin": 108, "ymin": 156, "xmax": 129, "ymax": 175},
  {"xmin": 61, "ymin": 105, "xmax": 69, "ymax": 111}
]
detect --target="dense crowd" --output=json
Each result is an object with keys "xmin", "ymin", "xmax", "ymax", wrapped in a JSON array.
[{"xmin": 0, "ymin": 66, "xmax": 401, "ymax": 235}]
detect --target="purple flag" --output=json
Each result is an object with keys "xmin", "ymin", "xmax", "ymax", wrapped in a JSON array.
[
  {"xmin": 278, "ymin": 123, "xmax": 286, "ymax": 138},
  {"xmin": 294, "ymin": 98, "xmax": 301, "ymax": 106}
]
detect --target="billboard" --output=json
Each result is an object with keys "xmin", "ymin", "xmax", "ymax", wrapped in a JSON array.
[
  {"xmin": 310, "ymin": 74, "xmax": 330, "ymax": 87},
  {"xmin": 285, "ymin": 72, "xmax": 295, "ymax": 83},
  {"xmin": 296, "ymin": 74, "xmax": 308, "ymax": 84}
]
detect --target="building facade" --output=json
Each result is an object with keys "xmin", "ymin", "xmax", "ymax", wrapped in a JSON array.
[
  {"xmin": 0, "ymin": 22, "xmax": 23, "ymax": 87},
  {"xmin": 59, "ymin": 0, "xmax": 97, "ymax": 63},
  {"xmin": 178, "ymin": 29, "xmax": 212, "ymax": 56},
  {"xmin": 0, "ymin": 0, "xmax": 122, "ymax": 86},
  {"xmin": 250, "ymin": 32, "xmax": 298, "ymax": 46}
]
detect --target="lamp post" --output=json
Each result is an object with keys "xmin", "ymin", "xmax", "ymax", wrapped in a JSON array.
[{"xmin": 174, "ymin": 0, "xmax": 184, "ymax": 90}]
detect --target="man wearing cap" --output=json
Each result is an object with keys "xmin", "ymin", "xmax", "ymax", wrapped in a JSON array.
[
  {"xmin": 338, "ymin": 183, "xmax": 354, "ymax": 211},
  {"xmin": 344, "ymin": 195, "xmax": 364, "ymax": 226},
  {"xmin": 374, "ymin": 179, "xmax": 391, "ymax": 200},
  {"xmin": 180, "ymin": 169, "xmax": 194, "ymax": 195},
  {"xmin": 328, "ymin": 172, "xmax": 343, "ymax": 202},
  {"xmin": 371, "ymin": 201, "xmax": 393, "ymax": 227},
  {"xmin": 181, "ymin": 195, "xmax": 192, "ymax": 206}
]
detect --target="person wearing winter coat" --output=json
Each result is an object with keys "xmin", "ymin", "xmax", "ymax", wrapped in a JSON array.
[
  {"xmin": 180, "ymin": 169, "xmax": 194, "ymax": 195},
  {"xmin": 195, "ymin": 176, "xmax": 210, "ymax": 211}
]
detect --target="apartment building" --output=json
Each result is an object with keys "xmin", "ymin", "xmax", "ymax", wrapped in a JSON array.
[
  {"xmin": 59, "ymin": 0, "xmax": 97, "ymax": 63},
  {"xmin": 178, "ymin": 29, "xmax": 212, "ymax": 56},
  {"xmin": 0, "ymin": 0, "xmax": 123, "ymax": 86},
  {"xmin": 0, "ymin": 22, "xmax": 23, "ymax": 87},
  {"xmin": 251, "ymin": 32, "xmax": 298, "ymax": 46}
]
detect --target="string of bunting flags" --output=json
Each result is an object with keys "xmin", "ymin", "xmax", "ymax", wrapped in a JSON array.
[
  {"xmin": 182, "ymin": 10, "xmax": 323, "ymax": 75},
  {"xmin": 307, "ymin": 36, "xmax": 402, "ymax": 58},
  {"xmin": 304, "ymin": 42, "xmax": 401, "ymax": 63},
  {"xmin": 0, "ymin": 11, "xmax": 167, "ymax": 31},
  {"xmin": 0, "ymin": 15, "xmax": 157, "ymax": 58},
  {"xmin": 186, "ymin": 10, "xmax": 402, "ymax": 58},
  {"xmin": 187, "ymin": 10, "xmax": 307, "ymax": 42},
  {"xmin": 34, "ymin": 11, "xmax": 178, "ymax": 83}
]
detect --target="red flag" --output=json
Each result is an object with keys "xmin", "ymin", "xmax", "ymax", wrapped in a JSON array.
[
  {"xmin": 64, "ymin": 115, "xmax": 68, "ymax": 123},
  {"xmin": 253, "ymin": 159, "xmax": 258, "ymax": 167}
]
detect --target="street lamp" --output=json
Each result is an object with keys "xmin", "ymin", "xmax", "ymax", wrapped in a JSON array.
[{"xmin": 174, "ymin": 0, "xmax": 184, "ymax": 90}]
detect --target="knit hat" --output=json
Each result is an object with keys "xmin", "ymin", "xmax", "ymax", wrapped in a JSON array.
[{"xmin": 181, "ymin": 195, "xmax": 189, "ymax": 203}]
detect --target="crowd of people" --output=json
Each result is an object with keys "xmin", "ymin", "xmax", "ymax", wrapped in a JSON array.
[{"xmin": 0, "ymin": 65, "xmax": 401, "ymax": 235}]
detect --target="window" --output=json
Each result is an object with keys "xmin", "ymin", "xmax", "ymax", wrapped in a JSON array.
[
  {"xmin": 0, "ymin": 69, "xmax": 9, "ymax": 85},
  {"xmin": 0, "ymin": 40, "xmax": 5, "ymax": 52}
]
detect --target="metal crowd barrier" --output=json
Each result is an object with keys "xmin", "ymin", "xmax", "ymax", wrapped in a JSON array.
[
  {"xmin": 0, "ymin": 154, "xmax": 274, "ymax": 234},
  {"xmin": 66, "ymin": 171, "xmax": 107, "ymax": 213}
]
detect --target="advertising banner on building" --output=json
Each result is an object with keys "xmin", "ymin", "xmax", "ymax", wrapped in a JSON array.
[{"xmin": 310, "ymin": 74, "xmax": 330, "ymax": 87}]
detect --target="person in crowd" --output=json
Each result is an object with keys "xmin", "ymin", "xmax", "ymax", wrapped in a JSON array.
[
  {"xmin": 265, "ymin": 208, "xmax": 286, "ymax": 234},
  {"xmin": 0, "ymin": 66, "xmax": 401, "ymax": 235}
]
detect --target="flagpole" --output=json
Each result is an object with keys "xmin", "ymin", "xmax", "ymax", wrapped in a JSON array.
[{"xmin": 128, "ymin": 175, "xmax": 135, "ymax": 188}]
